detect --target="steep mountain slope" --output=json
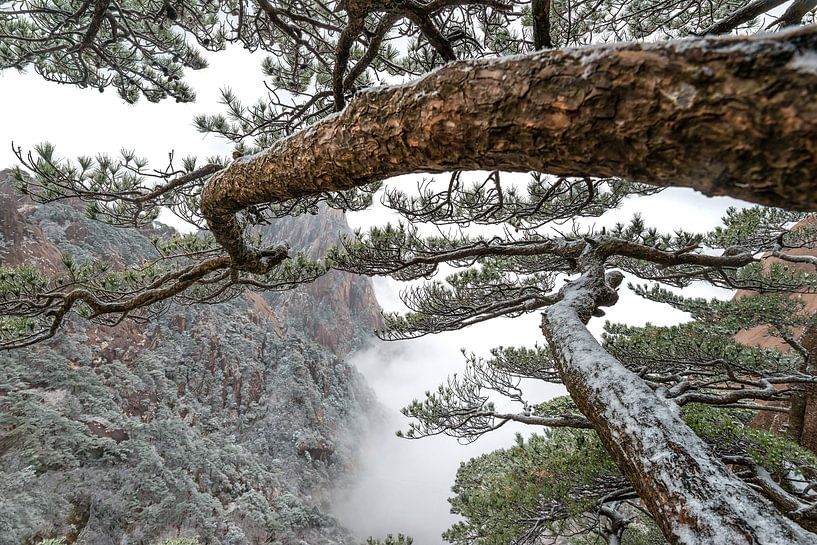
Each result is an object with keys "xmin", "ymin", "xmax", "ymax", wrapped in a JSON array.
[{"xmin": 0, "ymin": 170, "xmax": 383, "ymax": 545}]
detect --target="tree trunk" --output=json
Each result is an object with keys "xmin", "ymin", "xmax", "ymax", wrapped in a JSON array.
[
  {"xmin": 801, "ymin": 385, "xmax": 817, "ymax": 454},
  {"xmin": 196, "ymin": 24, "xmax": 817, "ymax": 543},
  {"xmin": 788, "ymin": 389, "xmax": 808, "ymax": 445},
  {"xmin": 540, "ymin": 269, "xmax": 817, "ymax": 545},
  {"xmin": 530, "ymin": 0, "xmax": 552, "ymax": 49},
  {"xmin": 797, "ymin": 325, "xmax": 817, "ymax": 453},
  {"xmin": 201, "ymin": 26, "xmax": 817, "ymax": 269}
]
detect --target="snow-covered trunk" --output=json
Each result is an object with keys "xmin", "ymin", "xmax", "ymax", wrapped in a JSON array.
[{"xmin": 541, "ymin": 272, "xmax": 817, "ymax": 545}]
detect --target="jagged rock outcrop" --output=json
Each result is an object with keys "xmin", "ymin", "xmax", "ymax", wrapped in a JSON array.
[{"xmin": 0, "ymin": 170, "xmax": 383, "ymax": 545}]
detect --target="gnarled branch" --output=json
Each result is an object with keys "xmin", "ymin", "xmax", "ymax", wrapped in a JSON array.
[{"xmin": 201, "ymin": 26, "xmax": 817, "ymax": 271}]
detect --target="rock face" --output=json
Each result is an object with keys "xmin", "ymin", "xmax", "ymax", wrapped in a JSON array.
[
  {"xmin": 0, "ymin": 170, "xmax": 383, "ymax": 545},
  {"xmin": 734, "ymin": 241, "xmax": 817, "ymax": 454}
]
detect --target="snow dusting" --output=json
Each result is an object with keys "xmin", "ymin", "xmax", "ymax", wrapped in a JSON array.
[
  {"xmin": 543, "ymin": 272, "xmax": 817, "ymax": 545},
  {"xmin": 789, "ymin": 51, "xmax": 817, "ymax": 75}
]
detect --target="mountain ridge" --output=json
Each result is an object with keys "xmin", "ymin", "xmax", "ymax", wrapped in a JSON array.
[{"xmin": 0, "ymin": 169, "xmax": 384, "ymax": 545}]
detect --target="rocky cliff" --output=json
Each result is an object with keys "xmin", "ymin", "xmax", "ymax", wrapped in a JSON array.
[
  {"xmin": 733, "ymin": 234, "xmax": 817, "ymax": 454},
  {"xmin": 0, "ymin": 170, "xmax": 383, "ymax": 545}
]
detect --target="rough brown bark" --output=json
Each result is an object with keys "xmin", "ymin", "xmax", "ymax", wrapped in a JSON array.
[
  {"xmin": 789, "ymin": 389, "xmax": 808, "ymax": 443},
  {"xmin": 802, "ymin": 385, "xmax": 817, "ymax": 453},
  {"xmin": 78, "ymin": 0, "xmax": 111, "ymax": 49},
  {"xmin": 201, "ymin": 25, "xmax": 817, "ymax": 270},
  {"xmin": 541, "ymin": 266, "xmax": 817, "ymax": 545},
  {"xmin": 798, "ymin": 325, "xmax": 817, "ymax": 453},
  {"xmin": 531, "ymin": 0, "xmax": 552, "ymax": 48}
]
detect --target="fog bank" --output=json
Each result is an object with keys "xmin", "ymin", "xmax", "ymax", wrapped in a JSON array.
[
  {"xmin": 336, "ymin": 188, "xmax": 741, "ymax": 543},
  {"xmin": 333, "ymin": 323, "xmax": 560, "ymax": 544}
]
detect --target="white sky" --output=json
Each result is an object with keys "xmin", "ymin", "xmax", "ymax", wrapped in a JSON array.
[{"xmin": 0, "ymin": 40, "xmax": 749, "ymax": 545}]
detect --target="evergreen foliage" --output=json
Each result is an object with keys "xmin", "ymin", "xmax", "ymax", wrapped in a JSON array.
[
  {"xmin": 0, "ymin": 182, "xmax": 379, "ymax": 545},
  {"xmin": 3, "ymin": 0, "xmax": 817, "ymax": 542},
  {"xmin": 445, "ymin": 398, "xmax": 817, "ymax": 544}
]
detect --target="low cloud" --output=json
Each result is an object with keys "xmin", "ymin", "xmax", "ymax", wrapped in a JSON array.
[{"xmin": 332, "ymin": 279, "xmax": 562, "ymax": 544}]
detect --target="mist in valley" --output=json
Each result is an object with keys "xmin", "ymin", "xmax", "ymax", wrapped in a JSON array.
[
  {"xmin": 333, "ymin": 312, "xmax": 558, "ymax": 544},
  {"xmin": 335, "ymin": 188, "xmax": 741, "ymax": 543}
]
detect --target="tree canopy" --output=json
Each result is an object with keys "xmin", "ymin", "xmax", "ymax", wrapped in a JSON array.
[{"xmin": 2, "ymin": 0, "xmax": 817, "ymax": 543}]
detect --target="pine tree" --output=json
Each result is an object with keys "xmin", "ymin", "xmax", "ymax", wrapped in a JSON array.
[{"xmin": 2, "ymin": 0, "xmax": 817, "ymax": 543}]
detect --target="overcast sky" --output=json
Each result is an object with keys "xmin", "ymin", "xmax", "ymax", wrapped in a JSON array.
[{"xmin": 0, "ymin": 42, "xmax": 748, "ymax": 544}]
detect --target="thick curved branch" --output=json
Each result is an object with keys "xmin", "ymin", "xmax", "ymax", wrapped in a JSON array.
[
  {"xmin": 201, "ymin": 26, "xmax": 817, "ymax": 271},
  {"xmin": 722, "ymin": 458, "xmax": 817, "ymax": 532},
  {"xmin": 492, "ymin": 411, "xmax": 592, "ymax": 428},
  {"xmin": 599, "ymin": 239, "xmax": 756, "ymax": 268},
  {"xmin": 1, "ymin": 245, "xmax": 290, "ymax": 350},
  {"xmin": 5, "ymin": 254, "xmax": 234, "ymax": 349},
  {"xmin": 773, "ymin": 250, "xmax": 817, "ymax": 267}
]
